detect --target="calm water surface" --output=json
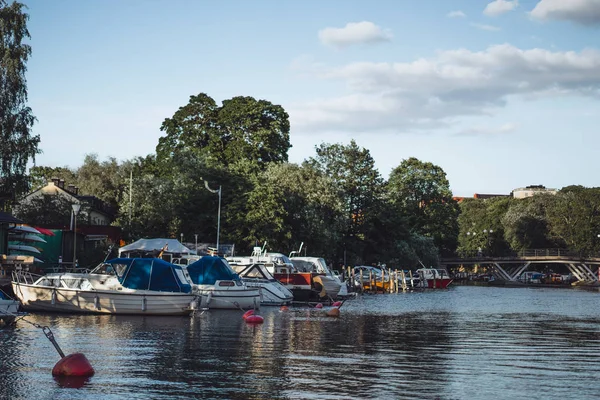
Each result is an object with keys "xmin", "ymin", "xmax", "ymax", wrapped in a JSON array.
[{"xmin": 2, "ymin": 286, "xmax": 600, "ymax": 399}]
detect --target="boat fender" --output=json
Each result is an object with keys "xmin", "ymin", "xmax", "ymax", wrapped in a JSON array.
[
  {"xmin": 141, "ymin": 296, "xmax": 147, "ymax": 312},
  {"xmin": 326, "ymin": 308, "xmax": 340, "ymax": 317},
  {"xmin": 279, "ymin": 305, "xmax": 289, "ymax": 312},
  {"xmin": 315, "ymin": 303, "xmax": 323, "ymax": 309},
  {"xmin": 245, "ymin": 315, "xmax": 264, "ymax": 324},
  {"xmin": 51, "ymin": 289, "xmax": 57, "ymax": 305},
  {"xmin": 94, "ymin": 295, "xmax": 101, "ymax": 311},
  {"xmin": 242, "ymin": 310, "xmax": 255, "ymax": 320},
  {"xmin": 332, "ymin": 301, "xmax": 342, "ymax": 307}
]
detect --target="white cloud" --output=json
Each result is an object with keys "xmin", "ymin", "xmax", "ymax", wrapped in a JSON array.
[
  {"xmin": 318, "ymin": 21, "xmax": 393, "ymax": 49},
  {"xmin": 471, "ymin": 23, "xmax": 502, "ymax": 31},
  {"xmin": 455, "ymin": 123, "xmax": 517, "ymax": 136},
  {"xmin": 447, "ymin": 10, "xmax": 467, "ymax": 18},
  {"xmin": 484, "ymin": 0, "xmax": 519, "ymax": 16},
  {"xmin": 289, "ymin": 44, "xmax": 600, "ymax": 134},
  {"xmin": 530, "ymin": 0, "xmax": 600, "ymax": 25}
]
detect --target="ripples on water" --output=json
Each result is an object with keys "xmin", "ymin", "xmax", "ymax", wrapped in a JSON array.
[{"xmin": 2, "ymin": 286, "xmax": 600, "ymax": 399}]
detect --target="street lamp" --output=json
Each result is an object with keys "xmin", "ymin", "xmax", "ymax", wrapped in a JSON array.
[
  {"xmin": 72, "ymin": 203, "xmax": 81, "ymax": 269},
  {"xmin": 203, "ymin": 180, "xmax": 222, "ymax": 254},
  {"xmin": 194, "ymin": 234, "xmax": 198, "ymax": 254},
  {"xmin": 180, "ymin": 233, "xmax": 184, "ymax": 244}
]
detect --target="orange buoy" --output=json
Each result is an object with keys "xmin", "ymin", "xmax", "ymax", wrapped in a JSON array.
[
  {"xmin": 332, "ymin": 301, "xmax": 342, "ymax": 307},
  {"xmin": 245, "ymin": 315, "xmax": 264, "ymax": 324},
  {"xmin": 52, "ymin": 353, "xmax": 95, "ymax": 377},
  {"xmin": 280, "ymin": 305, "xmax": 289, "ymax": 311},
  {"xmin": 315, "ymin": 303, "xmax": 323, "ymax": 309},
  {"xmin": 326, "ymin": 308, "xmax": 340, "ymax": 317},
  {"xmin": 242, "ymin": 310, "xmax": 255, "ymax": 320}
]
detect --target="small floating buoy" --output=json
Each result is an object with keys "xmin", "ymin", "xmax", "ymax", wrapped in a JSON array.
[
  {"xmin": 315, "ymin": 303, "xmax": 323, "ymax": 309},
  {"xmin": 242, "ymin": 310, "xmax": 255, "ymax": 320},
  {"xmin": 326, "ymin": 308, "xmax": 340, "ymax": 317},
  {"xmin": 332, "ymin": 301, "xmax": 342, "ymax": 307},
  {"xmin": 280, "ymin": 305, "xmax": 289, "ymax": 311},
  {"xmin": 245, "ymin": 315, "xmax": 264, "ymax": 324},
  {"xmin": 52, "ymin": 353, "xmax": 95, "ymax": 377}
]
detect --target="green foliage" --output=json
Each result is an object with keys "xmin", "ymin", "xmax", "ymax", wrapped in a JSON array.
[
  {"xmin": 0, "ymin": 0, "xmax": 40, "ymax": 204},
  {"xmin": 546, "ymin": 188, "xmax": 600, "ymax": 254},
  {"xmin": 387, "ymin": 157, "xmax": 459, "ymax": 255},
  {"xmin": 307, "ymin": 140, "xmax": 384, "ymax": 263},
  {"xmin": 502, "ymin": 194, "xmax": 555, "ymax": 250},
  {"xmin": 244, "ymin": 163, "xmax": 344, "ymax": 259},
  {"xmin": 457, "ymin": 197, "xmax": 512, "ymax": 256}
]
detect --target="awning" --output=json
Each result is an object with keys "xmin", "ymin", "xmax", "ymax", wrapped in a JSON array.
[{"xmin": 0, "ymin": 212, "xmax": 23, "ymax": 224}]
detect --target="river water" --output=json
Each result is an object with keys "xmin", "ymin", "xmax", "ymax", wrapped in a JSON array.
[{"xmin": 2, "ymin": 285, "xmax": 600, "ymax": 400}]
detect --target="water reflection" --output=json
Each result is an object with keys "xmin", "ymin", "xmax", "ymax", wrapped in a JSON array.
[{"xmin": 2, "ymin": 287, "xmax": 600, "ymax": 399}]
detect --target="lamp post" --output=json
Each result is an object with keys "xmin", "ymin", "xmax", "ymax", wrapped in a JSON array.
[
  {"xmin": 194, "ymin": 234, "xmax": 198, "ymax": 254},
  {"xmin": 180, "ymin": 233, "xmax": 184, "ymax": 244},
  {"xmin": 203, "ymin": 180, "xmax": 221, "ymax": 254},
  {"xmin": 72, "ymin": 203, "xmax": 81, "ymax": 269}
]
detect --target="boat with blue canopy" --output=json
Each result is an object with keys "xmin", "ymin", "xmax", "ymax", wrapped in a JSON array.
[
  {"xmin": 174, "ymin": 255, "xmax": 261, "ymax": 310},
  {"xmin": 11, "ymin": 258, "xmax": 198, "ymax": 315}
]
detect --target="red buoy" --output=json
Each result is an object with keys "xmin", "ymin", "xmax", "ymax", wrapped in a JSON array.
[
  {"xmin": 242, "ymin": 310, "xmax": 255, "ymax": 320},
  {"xmin": 280, "ymin": 305, "xmax": 289, "ymax": 311},
  {"xmin": 52, "ymin": 353, "xmax": 95, "ymax": 377},
  {"xmin": 332, "ymin": 301, "xmax": 343, "ymax": 307},
  {"xmin": 245, "ymin": 315, "xmax": 264, "ymax": 324},
  {"xmin": 315, "ymin": 303, "xmax": 323, "ymax": 309}
]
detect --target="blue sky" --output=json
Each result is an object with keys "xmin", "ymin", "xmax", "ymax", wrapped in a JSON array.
[{"xmin": 24, "ymin": 0, "xmax": 600, "ymax": 196}]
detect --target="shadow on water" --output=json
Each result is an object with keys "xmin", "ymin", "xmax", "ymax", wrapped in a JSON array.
[{"xmin": 3, "ymin": 287, "xmax": 600, "ymax": 399}]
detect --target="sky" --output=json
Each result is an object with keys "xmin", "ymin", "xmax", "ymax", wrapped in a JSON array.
[{"xmin": 22, "ymin": 0, "xmax": 600, "ymax": 197}]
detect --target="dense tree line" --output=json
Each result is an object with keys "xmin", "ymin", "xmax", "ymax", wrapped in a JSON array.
[{"xmin": 13, "ymin": 89, "xmax": 600, "ymax": 267}]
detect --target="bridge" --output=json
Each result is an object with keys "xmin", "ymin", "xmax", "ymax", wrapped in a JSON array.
[{"xmin": 441, "ymin": 249, "xmax": 600, "ymax": 284}]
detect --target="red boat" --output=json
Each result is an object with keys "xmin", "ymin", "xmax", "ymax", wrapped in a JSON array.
[{"xmin": 416, "ymin": 268, "xmax": 453, "ymax": 289}]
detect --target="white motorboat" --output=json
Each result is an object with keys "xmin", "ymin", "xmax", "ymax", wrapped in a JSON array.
[
  {"xmin": 11, "ymin": 258, "xmax": 198, "ymax": 315},
  {"xmin": 227, "ymin": 262, "xmax": 294, "ymax": 306},
  {"xmin": 289, "ymin": 256, "xmax": 347, "ymax": 299},
  {"xmin": 173, "ymin": 255, "xmax": 261, "ymax": 310}
]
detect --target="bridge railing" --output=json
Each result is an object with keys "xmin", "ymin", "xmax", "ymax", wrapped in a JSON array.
[{"xmin": 451, "ymin": 248, "xmax": 600, "ymax": 259}]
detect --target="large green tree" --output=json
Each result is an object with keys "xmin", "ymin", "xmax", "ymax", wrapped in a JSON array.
[
  {"xmin": 244, "ymin": 162, "xmax": 344, "ymax": 259},
  {"xmin": 156, "ymin": 93, "xmax": 291, "ymax": 171},
  {"xmin": 307, "ymin": 140, "xmax": 384, "ymax": 264},
  {"xmin": 0, "ymin": 0, "xmax": 39, "ymax": 206},
  {"xmin": 546, "ymin": 186, "xmax": 600, "ymax": 254},
  {"xmin": 502, "ymin": 194, "xmax": 555, "ymax": 251},
  {"xmin": 387, "ymin": 157, "xmax": 459, "ymax": 256}
]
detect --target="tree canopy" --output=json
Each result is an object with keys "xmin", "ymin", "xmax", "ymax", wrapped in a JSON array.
[
  {"xmin": 0, "ymin": 0, "xmax": 39, "ymax": 206},
  {"xmin": 156, "ymin": 93, "xmax": 291, "ymax": 172}
]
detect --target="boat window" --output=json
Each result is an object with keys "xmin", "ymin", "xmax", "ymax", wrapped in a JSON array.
[
  {"xmin": 174, "ymin": 269, "xmax": 189, "ymax": 285},
  {"xmin": 37, "ymin": 277, "xmax": 60, "ymax": 287},
  {"xmin": 61, "ymin": 278, "xmax": 83, "ymax": 289},
  {"xmin": 92, "ymin": 263, "xmax": 115, "ymax": 275}
]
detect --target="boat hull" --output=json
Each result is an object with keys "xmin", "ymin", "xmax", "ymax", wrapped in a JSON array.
[
  {"xmin": 195, "ymin": 285, "xmax": 261, "ymax": 310},
  {"xmin": 425, "ymin": 278, "xmax": 453, "ymax": 289},
  {"xmin": 11, "ymin": 283, "xmax": 196, "ymax": 315},
  {"xmin": 242, "ymin": 280, "xmax": 293, "ymax": 306}
]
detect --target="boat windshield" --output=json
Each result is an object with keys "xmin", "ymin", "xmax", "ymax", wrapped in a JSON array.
[{"xmin": 91, "ymin": 263, "xmax": 120, "ymax": 276}]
